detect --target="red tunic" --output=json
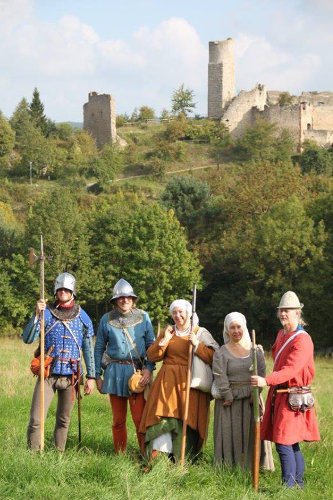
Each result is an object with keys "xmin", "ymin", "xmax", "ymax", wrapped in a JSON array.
[{"xmin": 261, "ymin": 328, "xmax": 320, "ymax": 445}]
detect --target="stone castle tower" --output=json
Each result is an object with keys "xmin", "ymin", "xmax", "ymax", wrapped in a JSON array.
[
  {"xmin": 208, "ymin": 38, "xmax": 235, "ymax": 119},
  {"xmin": 83, "ymin": 92, "xmax": 117, "ymax": 149}
]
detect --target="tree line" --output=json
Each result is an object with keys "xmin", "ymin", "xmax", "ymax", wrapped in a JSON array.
[{"xmin": 0, "ymin": 89, "xmax": 332, "ymax": 349}]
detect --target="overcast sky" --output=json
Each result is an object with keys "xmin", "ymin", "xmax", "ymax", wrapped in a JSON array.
[{"xmin": 0, "ymin": 0, "xmax": 332, "ymax": 122}]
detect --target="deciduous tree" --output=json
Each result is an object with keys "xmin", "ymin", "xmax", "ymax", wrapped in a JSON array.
[
  {"xmin": 87, "ymin": 195, "xmax": 202, "ymax": 323},
  {"xmin": 171, "ymin": 84, "xmax": 196, "ymax": 116}
]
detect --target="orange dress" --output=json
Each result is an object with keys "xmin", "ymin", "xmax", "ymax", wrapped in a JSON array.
[{"xmin": 139, "ymin": 332, "xmax": 215, "ymax": 448}]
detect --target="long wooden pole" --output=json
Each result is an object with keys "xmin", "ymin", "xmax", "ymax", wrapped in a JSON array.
[
  {"xmin": 77, "ymin": 361, "xmax": 82, "ymax": 447},
  {"xmin": 39, "ymin": 235, "xmax": 45, "ymax": 452},
  {"xmin": 180, "ymin": 284, "xmax": 197, "ymax": 466},
  {"xmin": 251, "ymin": 329, "xmax": 260, "ymax": 492}
]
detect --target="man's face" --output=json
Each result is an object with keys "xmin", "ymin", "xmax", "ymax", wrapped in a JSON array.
[
  {"xmin": 116, "ymin": 296, "xmax": 133, "ymax": 313},
  {"xmin": 56, "ymin": 288, "xmax": 72, "ymax": 303}
]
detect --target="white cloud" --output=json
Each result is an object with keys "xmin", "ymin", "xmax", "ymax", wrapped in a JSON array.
[
  {"xmin": 132, "ymin": 18, "xmax": 206, "ymax": 86},
  {"xmin": 0, "ymin": 0, "xmax": 33, "ymax": 34},
  {"xmin": 236, "ymin": 33, "xmax": 290, "ymax": 68},
  {"xmin": 235, "ymin": 32, "xmax": 322, "ymax": 95},
  {"xmin": 97, "ymin": 39, "xmax": 145, "ymax": 69}
]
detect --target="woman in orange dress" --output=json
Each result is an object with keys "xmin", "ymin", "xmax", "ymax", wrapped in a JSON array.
[{"xmin": 139, "ymin": 299, "xmax": 219, "ymax": 461}]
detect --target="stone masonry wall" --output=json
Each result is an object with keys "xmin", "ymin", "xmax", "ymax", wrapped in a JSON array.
[
  {"xmin": 260, "ymin": 104, "xmax": 300, "ymax": 144},
  {"xmin": 259, "ymin": 101, "xmax": 333, "ymax": 148},
  {"xmin": 208, "ymin": 39, "xmax": 235, "ymax": 119},
  {"xmin": 221, "ymin": 85, "xmax": 267, "ymax": 137},
  {"xmin": 83, "ymin": 92, "xmax": 117, "ymax": 149},
  {"xmin": 313, "ymin": 105, "xmax": 333, "ymax": 131},
  {"xmin": 304, "ymin": 129, "xmax": 333, "ymax": 147}
]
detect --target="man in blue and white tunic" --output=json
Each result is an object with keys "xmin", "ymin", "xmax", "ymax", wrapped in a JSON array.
[
  {"xmin": 95, "ymin": 278, "xmax": 155, "ymax": 454},
  {"xmin": 22, "ymin": 272, "xmax": 95, "ymax": 451}
]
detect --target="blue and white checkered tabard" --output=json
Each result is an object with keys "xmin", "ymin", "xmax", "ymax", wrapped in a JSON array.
[{"xmin": 22, "ymin": 306, "xmax": 94, "ymax": 377}]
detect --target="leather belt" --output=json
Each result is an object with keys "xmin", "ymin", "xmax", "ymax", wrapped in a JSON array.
[{"xmin": 109, "ymin": 358, "xmax": 135, "ymax": 365}]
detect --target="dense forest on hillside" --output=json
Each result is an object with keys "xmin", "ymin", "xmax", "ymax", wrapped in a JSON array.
[{"xmin": 0, "ymin": 90, "xmax": 332, "ymax": 348}]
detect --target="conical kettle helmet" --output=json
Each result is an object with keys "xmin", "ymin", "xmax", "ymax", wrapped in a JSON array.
[{"xmin": 111, "ymin": 278, "xmax": 137, "ymax": 301}]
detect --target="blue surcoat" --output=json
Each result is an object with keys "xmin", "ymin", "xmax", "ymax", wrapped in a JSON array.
[
  {"xmin": 94, "ymin": 308, "xmax": 155, "ymax": 396},
  {"xmin": 22, "ymin": 304, "xmax": 95, "ymax": 378}
]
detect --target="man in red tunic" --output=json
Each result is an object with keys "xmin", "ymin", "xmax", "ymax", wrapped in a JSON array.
[{"xmin": 251, "ymin": 291, "xmax": 320, "ymax": 488}]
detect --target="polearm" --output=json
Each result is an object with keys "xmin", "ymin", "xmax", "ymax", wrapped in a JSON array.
[
  {"xmin": 180, "ymin": 283, "xmax": 197, "ymax": 466},
  {"xmin": 251, "ymin": 329, "xmax": 260, "ymax": 492},
  {"xmin": 29, "ymin": 235, "xmax": 46, "ymax": 451}
]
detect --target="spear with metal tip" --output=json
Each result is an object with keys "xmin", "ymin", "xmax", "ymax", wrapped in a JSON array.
[{"xmin": 29, "ymin": 235, "xmax": 46, "ymax": 451}]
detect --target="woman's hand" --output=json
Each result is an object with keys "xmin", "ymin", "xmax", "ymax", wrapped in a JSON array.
[
  {"xmin": 189, "ymin": 332, "xmax": 199, "ymax": 347},
  {"xmin": 96, "ymin": 378, "xmax": 103, "ymax": 393},
  {"xmin": 222, "ymin": 400, "xmax": 233, "ymax": 406},
  {"xmin": 163, "ymin": 326, "xmax": 174, "ymax": 342},
  {"xmin": 139, "ymin": 368, "xmax": 152, "ymax": 386},
  {"xmin": 251, "ymin": 375, "xmax": 267, "ymax": 388}
]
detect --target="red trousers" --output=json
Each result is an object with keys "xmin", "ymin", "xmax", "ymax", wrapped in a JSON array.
[{"xmin": 109, "ymin": 393, "xmax": 145, "ymax": 453}]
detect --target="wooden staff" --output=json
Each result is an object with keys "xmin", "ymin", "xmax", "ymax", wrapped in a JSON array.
[
  {"xmin": 251, "ymin": 329, "xmax": 260, "ymax": 492},
  {"xmin": 77, "ymin": 361, "xmax": 82, "ymax": 447},
  {"xmin": 180, "ymin": 283, "xmax": 197, "ymax": 466},
  {"xmin": 29, "ymin": 235, "xmax": 45, "ymax": 451}
]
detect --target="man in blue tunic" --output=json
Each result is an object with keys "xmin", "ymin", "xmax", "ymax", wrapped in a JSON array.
[
  {"xmin": 23, "ymin": 272, "xmax": 95, "ymax": 451},
  {"xmin": 95, "ymin": 278, "xmax": 155, "ymax": 454}
]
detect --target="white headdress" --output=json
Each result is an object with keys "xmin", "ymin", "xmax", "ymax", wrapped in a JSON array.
[
  {"xmin": 223, "ymin": 312, "xmax": 251, "ymax": 346},
  {"xmin": 169, "ymin": 299, "xmax": 199, "ymax": 327}
]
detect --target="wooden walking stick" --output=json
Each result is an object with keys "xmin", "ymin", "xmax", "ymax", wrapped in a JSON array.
[
  {"xmin": 180, "ymin": 283, "xmax": 197, "ymax": 466},
  {"xmin": 29, "ymin": 235, "xmax": 46, "ymax": 451},
  {"xmin": 77, "ymin": 361, "xmax": 82, "ymax": 447},
  {"xmin": 251, "ymin": 329, "xmax": 260, "ymax": 492}
]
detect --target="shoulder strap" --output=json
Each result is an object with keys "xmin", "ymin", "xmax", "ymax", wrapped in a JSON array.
[
  {"xmin": 45, "ymin": 320, "xmax": 60, "ymax": 336},
  {"xmin": 274, "ymin": 330, "xmax": 306, "ymax": 367},
  {"xmin": 123, "ymin": 327, "xmax": 144, "ymax": 365}
]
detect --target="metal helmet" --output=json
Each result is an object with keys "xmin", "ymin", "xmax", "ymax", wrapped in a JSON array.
[
  {"xmin": 111, "ymin": 278, "xmax": 137, "ymax": 301},
  {"xmin": 54, "ymin": 272, "xmax": 76, "ymax": 297}
]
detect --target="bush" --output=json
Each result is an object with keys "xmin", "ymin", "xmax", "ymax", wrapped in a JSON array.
[{"xmin": 164, "ymin": 115, "xmax": 188, "ymax": 141}]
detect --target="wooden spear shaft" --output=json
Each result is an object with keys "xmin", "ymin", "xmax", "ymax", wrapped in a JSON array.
[
  {"xmin": 180, "ymin": 284, "xmax": 197, "ymax": 466},
  {"xmin": 251, "ymin": 329, "xmax": 260, "ymax": 492},
  {"xmin": 39, "ymin": 235, "xmax": 45, "ymax": 452},
  {"xmin": 77, "ymin": 361, "xmax": 82, "ymax": 447}
]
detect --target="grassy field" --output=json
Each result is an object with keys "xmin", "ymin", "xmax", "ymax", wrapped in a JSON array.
[{"xmin": 0, "ymin": 337, "xmax": 332, "ymax": 500}]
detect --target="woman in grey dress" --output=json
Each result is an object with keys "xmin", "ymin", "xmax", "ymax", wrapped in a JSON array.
[{"xmin": 212, "ymin": 312, "xmax": 274, "ymax": 470}]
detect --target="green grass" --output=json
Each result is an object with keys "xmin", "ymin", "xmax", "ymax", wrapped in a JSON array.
[{"xmin": 0, "ymin": 338, "xmax": 332, "ymax": 500}]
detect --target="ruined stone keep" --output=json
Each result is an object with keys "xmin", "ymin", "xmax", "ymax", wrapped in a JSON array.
[
  {"xmin": 83, "ymin": 92, "xmax": 117, "ymax": 149},
  {"xmin": 208, "ymin": 38, "xmax": 235, "ymax": 120}
]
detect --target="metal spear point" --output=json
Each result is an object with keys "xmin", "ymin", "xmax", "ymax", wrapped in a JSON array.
[{"xmin": 29, "ymin": 235, "xmax": 46, "ymax": 451}]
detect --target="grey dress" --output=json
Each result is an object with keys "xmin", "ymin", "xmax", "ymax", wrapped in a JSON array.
[{"xmin": 213, "ymin": 345, "xmax": 274, "ymax": 470}]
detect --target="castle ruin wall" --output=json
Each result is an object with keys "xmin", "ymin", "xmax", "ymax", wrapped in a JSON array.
[
  {"xmin": 313, "ymin": 105, "xmax": 333, "ymax": 131},
  {"xmin": 207, "ymin": 37, "xmax": 332, "ymax": 148},
  {"xmin": 303, "ymin": 129, "xmax": 333, "ymax": 147},
  {"xmin": 221, "ymin": 85, "xmax": 267, "ymax": 137},
  {"xmin": 259, "ymin": 104, "xmax": 300, "ymax": 144}
]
